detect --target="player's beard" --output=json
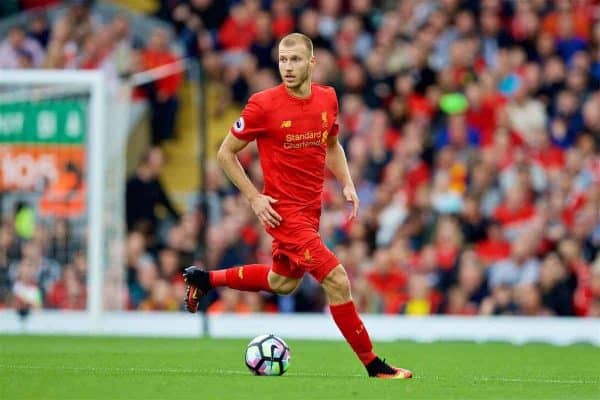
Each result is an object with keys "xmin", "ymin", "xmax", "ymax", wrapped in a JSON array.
[{"xmin": 284, "ymin": 65, "xmax": 311, "ymax": 89}]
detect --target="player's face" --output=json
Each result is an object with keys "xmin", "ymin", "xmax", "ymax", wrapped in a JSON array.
[{"xmin": 278, "ymin": 44, "xmax": 314, "ymax": 89}]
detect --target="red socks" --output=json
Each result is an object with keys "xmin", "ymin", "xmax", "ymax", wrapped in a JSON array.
[
  {"xmin": 210, "ymin": 268, "xmax": 375, "ymax": 365},
  {"xmin": 330, "ymin": 300, "xmax": 377, "ymax": 365},
  {"xmin": 209, "ymin": 264, "xmax": 271, "ymax": 292}
]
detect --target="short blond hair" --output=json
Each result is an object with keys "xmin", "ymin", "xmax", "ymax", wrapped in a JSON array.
[{"xmin": 279, "ymin": 33, "xmax": 313, "ymax": 56}]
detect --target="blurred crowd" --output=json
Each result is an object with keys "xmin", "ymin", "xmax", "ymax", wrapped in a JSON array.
[
  {"xmin": 0, "ymin": 211, "xmax": 86, "ymax": 310},
  {"xmin": 2, "ymin": 0, "xmax": 600, "ymax": 317},
  {"xmin": 175, "ymin": 0, "xmax": 600, "ymax": 317}
]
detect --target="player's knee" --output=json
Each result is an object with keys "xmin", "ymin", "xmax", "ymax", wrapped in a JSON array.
[
  {"xmin": 321, "ymin": 265, "xmax": 351, "ymax": 302},
  {"xmin": 274, "ymin": 280, "xmax": 299, "ymax": 295},
  {"xmin": 268, "ymin": 274, "xmax": 301, "ymax": 295}
]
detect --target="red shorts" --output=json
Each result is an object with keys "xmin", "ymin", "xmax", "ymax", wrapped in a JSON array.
[
  {"xmin": 270, "ymin": 234, "xmax": 340, "ymax": 283},
  {"xmin": 266, "ymin": 207, "xmax": 340, "ymax": 282}
]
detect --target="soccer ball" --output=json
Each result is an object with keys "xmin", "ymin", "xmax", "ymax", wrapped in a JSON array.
[{"xmin": 245, "ymin": 334, "xmax": 291, "ymax": 376}]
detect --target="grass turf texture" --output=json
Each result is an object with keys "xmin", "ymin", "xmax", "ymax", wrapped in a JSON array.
[{"xmin": 1, "ymin": 335, "xmax": 598, "ymax": 399}]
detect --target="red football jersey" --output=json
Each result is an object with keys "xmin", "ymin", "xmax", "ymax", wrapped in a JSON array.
[{"xmin": 230, "ymin": 83, "xmax": 339, "ymax": 242}]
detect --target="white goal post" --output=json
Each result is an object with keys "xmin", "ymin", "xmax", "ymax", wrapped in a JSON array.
[
  {"xmin": 1, "ymin": 69, "xmax": 110, "ymax": 327},
  {"xmin": 0, "ymin": 61, "xmax": 188, "ymax": 330}
]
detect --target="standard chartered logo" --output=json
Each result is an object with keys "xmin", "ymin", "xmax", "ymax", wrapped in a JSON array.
[{"xmin": 283, "ymin": 130, "xmax": 328, "ymax": 149}]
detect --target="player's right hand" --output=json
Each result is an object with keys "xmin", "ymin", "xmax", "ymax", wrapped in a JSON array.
[{"xmin": 250, "ymin": 194, "xmax": 282, "ymax": 228}]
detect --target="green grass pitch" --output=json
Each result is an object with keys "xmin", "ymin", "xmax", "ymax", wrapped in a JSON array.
[{"xmin": 1, "ymin": 335, "xmax": 598, "ymax": 399}]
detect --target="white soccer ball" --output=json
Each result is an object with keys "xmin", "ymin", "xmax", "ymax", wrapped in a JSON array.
[{"xmin": 245, "ymin": 334, "xmax": 291, "ymax": 376}]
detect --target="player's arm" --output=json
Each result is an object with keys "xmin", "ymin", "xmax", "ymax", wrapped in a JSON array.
[
  {"xmin": 217, "ymin": 133, "xmax": 282, "ymax": 228},
  {"xmin": 325, "ymin": 134, "xmax": 359, "ymax": 220}
]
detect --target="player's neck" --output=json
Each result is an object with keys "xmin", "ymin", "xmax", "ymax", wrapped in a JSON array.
[{"xmin": 285, "ymin": 80, "xmax": 312, "ymax": 99}]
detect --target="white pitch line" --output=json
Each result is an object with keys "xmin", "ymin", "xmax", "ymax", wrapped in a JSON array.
[
  {"xmin": 2, "ymin": 365, "xmax": 598, "ymax": 385},
  {"xmin": 0, "ymin": 364, "xmax": 362, "ymax": 378},
  {"xmin": 416, "ymin": 375, "xmax": 600, "ymax": 385},
  {"xmin": 474, "ymin": 376, "xmax": 600, "ymax": 385}
]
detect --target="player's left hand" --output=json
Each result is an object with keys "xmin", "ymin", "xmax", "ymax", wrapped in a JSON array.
[{"xmin": 343, "ymin": 185, "xmax": 359, "ymax": 220}]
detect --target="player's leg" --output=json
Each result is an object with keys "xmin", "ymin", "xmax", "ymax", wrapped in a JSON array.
[
  {"xmin": 267, "ymin": 270, "xmax": 302, "ymax": 295},
  {"xmin": 183, "ymin": 259, "xmax": 302, "ymax": 313},
  {"xmin": 320, "ymin": 265, "xmax": 413, "ymax": 379}
]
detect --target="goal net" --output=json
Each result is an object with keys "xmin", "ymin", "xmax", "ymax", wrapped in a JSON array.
[{"xmin": 0, "ymin": 70, "xmax": 129, "ymax": 318}]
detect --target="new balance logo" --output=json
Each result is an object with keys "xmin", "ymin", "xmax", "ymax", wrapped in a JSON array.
[
  {"xmin": 280, "ymin": 120, "xmax": 292, "ymax": 128},
  {"xmin": 304, "ymin": 249, "xmax": 312, "ymax": 262},
  {"xmin": 238, "ymin": 267, "xmax": 244, "ymax": 279}
]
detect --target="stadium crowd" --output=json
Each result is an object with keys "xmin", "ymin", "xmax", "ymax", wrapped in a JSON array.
[
  {"xmin": 177, "ymin": 0, "xmax": 600, "ymax": 317},
  {"xmin": 1, "ymin": 0, "xmax": 600, "ymax": 317}
]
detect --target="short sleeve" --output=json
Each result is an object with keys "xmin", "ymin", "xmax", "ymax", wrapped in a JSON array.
[
  {"xmin": 329, "ymin": 88, "xmax": 340, "ymax": 138},
  {"xmin": 230, "ymin": 95, "xmax": 264, "ymax": 142}
]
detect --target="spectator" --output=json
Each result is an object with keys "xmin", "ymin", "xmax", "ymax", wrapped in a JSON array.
[
  {"xmin": 488, "ymin": 234, "xmax": 540, "ymax": 290},
  {"xmin": 459, "ymin": 196, "xmax": 489, "ymax": 243},
  {"xmin": 12, "ymin": 261, "xmax": 43, "ymax": 310},
  {"xmin": 475, "ymin": 222, "xmax": 511, "ymax": 267},
  {"xmin": 46, "ymin": 265, "xmax": 86, "ymax": 310},
  {"xmin": 28, "ymin": 12, "xmax": 51, "ymax": 49},
  {"xmin": 493, "ymin": 184, "xmax": 538, "ymax": 239},
  {"xmin": 139, "ymin": 279, "xmax": 179, "ymax": 311},
  {"xmin": 538, "ymin": 252, "xmax": 574, "ymax": 316},
  {"xmin": 251, "ymin": 12, "xmax": 277, "ymax": 70},
  {"xmin": 514, "ymin": 284, "xmax": 544, "ymax": 315},
  {"xmin": 129, "ymin": 260, "xmax": 159, "ymax": 309},
  {"xmin": 126, "ymin": 147, "xmax": 180, "ymax": 233},
  {"xmin": 158, "ymin": 247, "xmax": 185, "ymax": 300},
  {"xmin": 458, "ymin": 249, "xmax": 487, "ymax": 297},
  {"xmin": 480, "ymin": 284, "xmax": 518, "ymax": 315},
  {"xmin": 298, "ymin": 8, "xmax": 333, "ymax": 51},
  {"xmin": 0, "ymin": 25, "xmax": 45, "ymax": 68},
  {"xmin": 43, "ymin": 17, "xmax": 77, "ymax": 68},
  {"xmin": 188, "ymin": 0, "xmax": 228, "ymax": 33},
  {"xmin": 207, "ymin": 288, "xmax": 253, "ymax": 314},
  {"xmin": 585, "ymin": 258, "xmax": 600, "ymax": 317},
  {"xmin": 0, "ymin": 220, "xmax": 21, "ymax": 264},
  {"xmin": 9, "ymin": 240, "xmax": 60, "ymax": 297},
  {"xmin": 139, "ymin": 28, "xmax": 183, "ymax": 144},
  {"xmin": 104, "ymin": 265, "xmax": 129, "ymax": 311},
  {"xmin": 108, "ymin": 13, "xmax": 135, "ymax": 77},
  {"xmin": 124, "ymin": 230, "xmax": 150, "ymax": 302},
  {"xmin": 47, "ymin": 219, "xmax": 81, "ymax": 265},
  {"xmin": 61, "ymin": 0, "xmax": 95, "ymax": 45},
  {"xmin": 218, "ymin": 2, "xmax": 257, "ymax": 52},
  {"xmin": 505, "ymin": 79, "xmax": 547, "ymax": 145},
  {"xmin": 432, "ymin": 216, "xmax": 463, "ymax": 286},
  {"xmin": 364, "ymin": 249, "xmax": 407, "ymax": 313},
  {"xmin": 270, "ymin": 0, "xmax": 294, "ymax": 39},
  {"xmin": 402, "ymin": 273, "xmax": 435, "ymax": 316}
]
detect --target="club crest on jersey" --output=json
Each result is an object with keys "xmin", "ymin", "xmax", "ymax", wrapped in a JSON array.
[
  {"xmin": 321, "ymin": 112, "xmax": 328, "ymax": 127},
  {"xmin": 233, "ymin": 117, "xmax": 245, "ymax": 133}
]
